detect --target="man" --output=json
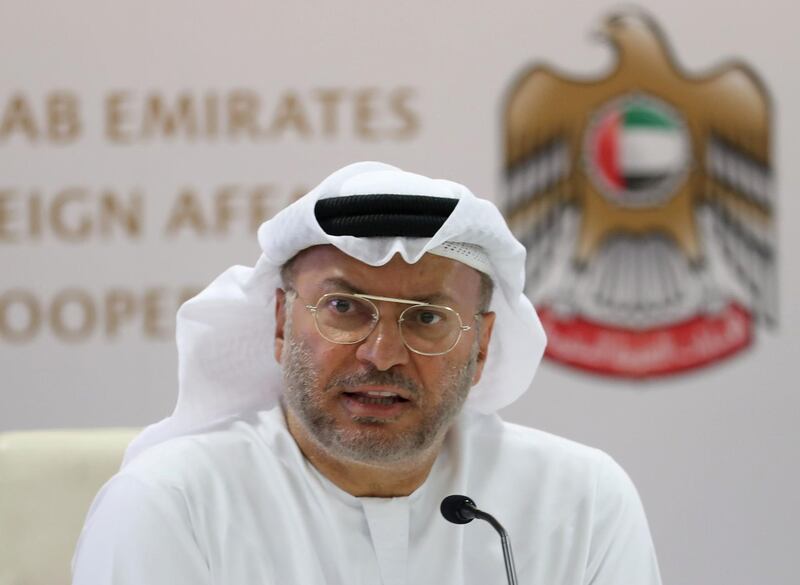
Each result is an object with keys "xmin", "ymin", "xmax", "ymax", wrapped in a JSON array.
[{"xmin": 73, "ymin": 162, "xmax": 661, "ymax": 584}]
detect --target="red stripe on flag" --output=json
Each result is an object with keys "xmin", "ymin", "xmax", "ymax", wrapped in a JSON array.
[{"xmin": 596, "ymin": 112, "xmax": 623, "ymax": 190}]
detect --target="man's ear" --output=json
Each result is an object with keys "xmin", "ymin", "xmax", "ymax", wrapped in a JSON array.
[
  {"xmin": 274, "ymin": 288, "xmax": 287, "ymax": 363},
  {"xmin": 471, "ymin": 311, "xmax": 496, "ymax": 386}
]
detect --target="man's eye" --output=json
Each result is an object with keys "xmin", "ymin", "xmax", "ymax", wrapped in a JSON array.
[
  {"xmin": 329, "ymin": 299, "xmax": 352, "ymax": 313},
  {"xmin": 417, "ymin": 310, "xmax": 442, "ymax": 325}
]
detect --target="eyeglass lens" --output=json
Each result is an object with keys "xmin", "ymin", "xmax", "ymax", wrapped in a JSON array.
[{"xmin": 313, "ymin": 294, "xmax": 462, "ymax": 354}]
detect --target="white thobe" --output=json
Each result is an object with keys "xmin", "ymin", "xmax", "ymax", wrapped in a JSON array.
[{"xmin": 72, "ymin": 407, "xmax": 661, "ymax": 584}]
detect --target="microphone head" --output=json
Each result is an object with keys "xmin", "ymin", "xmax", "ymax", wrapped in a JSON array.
[{"xmin": 440, "ymin": 494, "xmax": 478, "ymax": 524}]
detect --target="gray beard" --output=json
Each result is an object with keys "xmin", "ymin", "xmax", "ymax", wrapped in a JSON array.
[{"xmin": 280, "ymin": 314, "xmax": 478, "ymax": 465}]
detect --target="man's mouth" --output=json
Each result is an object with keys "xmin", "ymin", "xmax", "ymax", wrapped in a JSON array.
[{"xmin": 342, "ymin": 390, "xmax": 411, "ymax": 406}]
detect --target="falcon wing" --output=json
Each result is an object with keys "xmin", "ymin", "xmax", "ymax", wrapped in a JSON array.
[
  {"xmin": 698, "ymin": 65, "xmax": 776, "ymax": 324},
  {"xmin": 503, "ymin": 66, "xmax": 583, "ymax": 289}
]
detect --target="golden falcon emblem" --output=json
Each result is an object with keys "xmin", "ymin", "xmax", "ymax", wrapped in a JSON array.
[{"xmin": 502, "ymin": 11, "xmax": 775, "ymax": 377}]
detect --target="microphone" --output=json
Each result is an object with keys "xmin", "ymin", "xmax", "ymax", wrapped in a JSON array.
[{"xmin": 440, "ymin": 495, "xmax": 518, "ymax": 585}]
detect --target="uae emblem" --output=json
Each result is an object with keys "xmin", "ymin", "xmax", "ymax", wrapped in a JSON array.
[{"xmin": 502, "ymin": 12, "xmax": 776, "ymax": 378}]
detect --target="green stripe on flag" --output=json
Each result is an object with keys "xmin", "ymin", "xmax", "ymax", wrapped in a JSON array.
[{"xmin": 624, "ymin": 105, "xmax": 674, "ymax": 129}]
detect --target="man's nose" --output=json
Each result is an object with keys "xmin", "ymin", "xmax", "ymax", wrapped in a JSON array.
[{"xmin": 355, "ymin": 315, "xmax": 410, "ymax": 370}]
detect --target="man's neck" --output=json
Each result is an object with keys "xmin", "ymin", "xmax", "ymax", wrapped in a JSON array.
[{"xmin": 283, "ymin": 407, "xmax": 442, "ymax": 498}]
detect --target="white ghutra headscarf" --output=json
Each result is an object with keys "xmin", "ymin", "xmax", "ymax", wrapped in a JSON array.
[{"xmin": 123, "ymin": 162, "xmax": 546, "ymax": 464}]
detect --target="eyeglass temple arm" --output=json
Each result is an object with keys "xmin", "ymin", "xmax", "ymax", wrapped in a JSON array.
[{"xmin": 354, "ymin": 293, "xmax": 426, "ymax": 306}]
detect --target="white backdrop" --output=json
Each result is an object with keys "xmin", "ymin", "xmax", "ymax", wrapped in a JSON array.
[{"xmin": 1, "ymin": 1, "xmax": 798, "ymax": 584}]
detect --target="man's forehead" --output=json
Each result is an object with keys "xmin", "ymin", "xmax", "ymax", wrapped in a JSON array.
[
  {"xmin": 287, "ymin": 245, "xmax": 483, "ymax": 300},
  {"xmin": 290, "ymin": 245, "xmax": 472, "ymax": 273}
]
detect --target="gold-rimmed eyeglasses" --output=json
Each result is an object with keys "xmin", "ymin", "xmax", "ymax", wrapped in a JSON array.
[{"xmin": 299, "ymin": 292, "xmax": 476, "ymax": 356}]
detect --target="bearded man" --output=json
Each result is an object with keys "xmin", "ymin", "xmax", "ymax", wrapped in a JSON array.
[{"xmin": 72, "ymin": 162, "xmax": 661, "ymax": 584}]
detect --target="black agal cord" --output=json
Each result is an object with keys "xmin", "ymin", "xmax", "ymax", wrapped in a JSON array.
[{"xmin": 315, "ymin": 194, "xmax": 458, "ymax": 237}]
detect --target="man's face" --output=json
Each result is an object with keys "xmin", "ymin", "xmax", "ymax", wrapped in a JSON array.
[{"xmin": 274, "ymin": 246, "xmax": 495, "ymax": 466}]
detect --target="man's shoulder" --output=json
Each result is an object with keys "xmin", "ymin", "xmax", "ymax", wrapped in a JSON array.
[
  {"xmin": 458, "ymin": 418, "xmax": 660, "ymax": 584},
  {"xmin": 119, "ymin": 408, "xmax": 292, "ymax": 491},
  {"xmin": 468, "ymin": 412, "xmax": 610, "ymax": 463},
  {"xmin": 462, "ymin": 412, "xmax": 628, "ymax": 494}
]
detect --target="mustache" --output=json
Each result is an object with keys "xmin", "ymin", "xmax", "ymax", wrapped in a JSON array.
[{"xmin": 325, "ymin": 368, "xmax": 422, "ymax": 398}]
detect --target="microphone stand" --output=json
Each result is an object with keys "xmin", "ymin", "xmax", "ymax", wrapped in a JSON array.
[
  {"xmin": 440, "ymin": 495, "xmax": 518, "ymax": 585},
  {"xmin": 472, "ymin": 507, "xmax": 518, "ymax": 585}
]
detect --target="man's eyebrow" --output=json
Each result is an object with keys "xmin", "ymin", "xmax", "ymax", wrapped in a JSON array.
[
  {"xmin": 319, "ymin": 277, "xmax": 363, "ymax": 294},
  {"xmin": 415, "ymin": 292, "xmax": 456, "ymax": 305},
  {"xmin": 318, "ymin": 278, "xmax": 456, "ymax": 305}
]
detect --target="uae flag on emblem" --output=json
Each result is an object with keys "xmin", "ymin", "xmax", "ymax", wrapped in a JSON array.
[{"xmin": 591, "ymin": 102, "xmax": 686, "ymax": 193}]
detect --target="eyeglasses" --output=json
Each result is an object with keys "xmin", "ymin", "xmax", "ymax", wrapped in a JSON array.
[{"xmin": 300, "ymin": 292, "xmax": 476, "ymax": 356}]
